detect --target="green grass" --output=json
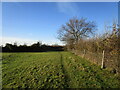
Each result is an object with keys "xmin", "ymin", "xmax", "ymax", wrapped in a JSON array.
[{"xmin": 2, "ymin": 52, "xmax": 120, "ymax": 88}]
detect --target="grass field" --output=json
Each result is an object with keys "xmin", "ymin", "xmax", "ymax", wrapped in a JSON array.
[{"xmin": 2, "ymin": 52, "xmax": 120, "ymax": 88}]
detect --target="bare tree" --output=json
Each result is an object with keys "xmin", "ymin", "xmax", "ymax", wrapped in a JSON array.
[{"xmin": 58, "ymin": 17, "xmax": 97, "ymax": 45}]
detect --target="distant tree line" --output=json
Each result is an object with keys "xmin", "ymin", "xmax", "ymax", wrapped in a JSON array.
[{"xmin": 2, "ymin": 42, "xmax": 64, "ymax": 52}]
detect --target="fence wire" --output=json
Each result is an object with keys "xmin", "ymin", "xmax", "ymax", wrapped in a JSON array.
[{"xmin": 73, "ymin": 50, "xmax": 118, "ymax": 70}]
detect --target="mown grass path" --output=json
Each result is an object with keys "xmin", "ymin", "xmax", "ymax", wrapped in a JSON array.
[{"xmin": 2, "ymin": 52, "xmax": 120, "ymax": 88}]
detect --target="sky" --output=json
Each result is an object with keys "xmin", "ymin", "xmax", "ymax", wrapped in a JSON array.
[{"xmin": 1, "ymin": 2, "xmax": 118, "ymax": 46}]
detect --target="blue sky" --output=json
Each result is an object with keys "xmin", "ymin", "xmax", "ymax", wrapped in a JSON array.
[{"xmin": 2, "ymin": 2, "xmax": 118, "ymax": 45}]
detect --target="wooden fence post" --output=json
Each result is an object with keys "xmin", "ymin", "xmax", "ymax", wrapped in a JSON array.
[
  {"xmin": 82, "ymin": 49, "xmax": 86, "ymax": 58},
  {"xmin": 101, "ymin": 50, "xmax": 105, "ymax": 69}
]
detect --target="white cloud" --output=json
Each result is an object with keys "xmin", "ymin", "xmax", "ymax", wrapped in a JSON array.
[
  {"xmin": 1, "ymin": 37, "xmax": 38, "ymax": 46},
  {"xmin": 0, "ymin": 36, "xmax": 64, "ymax": 46},
  {"xmin": 43, "ymin": 40, "xmax": 64, "ymax": 45},
  {"xmin": 56, "ymin": 2, "xmax": 79, "ymax": 16}
]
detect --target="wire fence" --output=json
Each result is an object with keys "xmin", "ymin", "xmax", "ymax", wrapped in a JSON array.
[{"xmin": 72, "ymin": 50, "xmax": 118, "ymax": 71}]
